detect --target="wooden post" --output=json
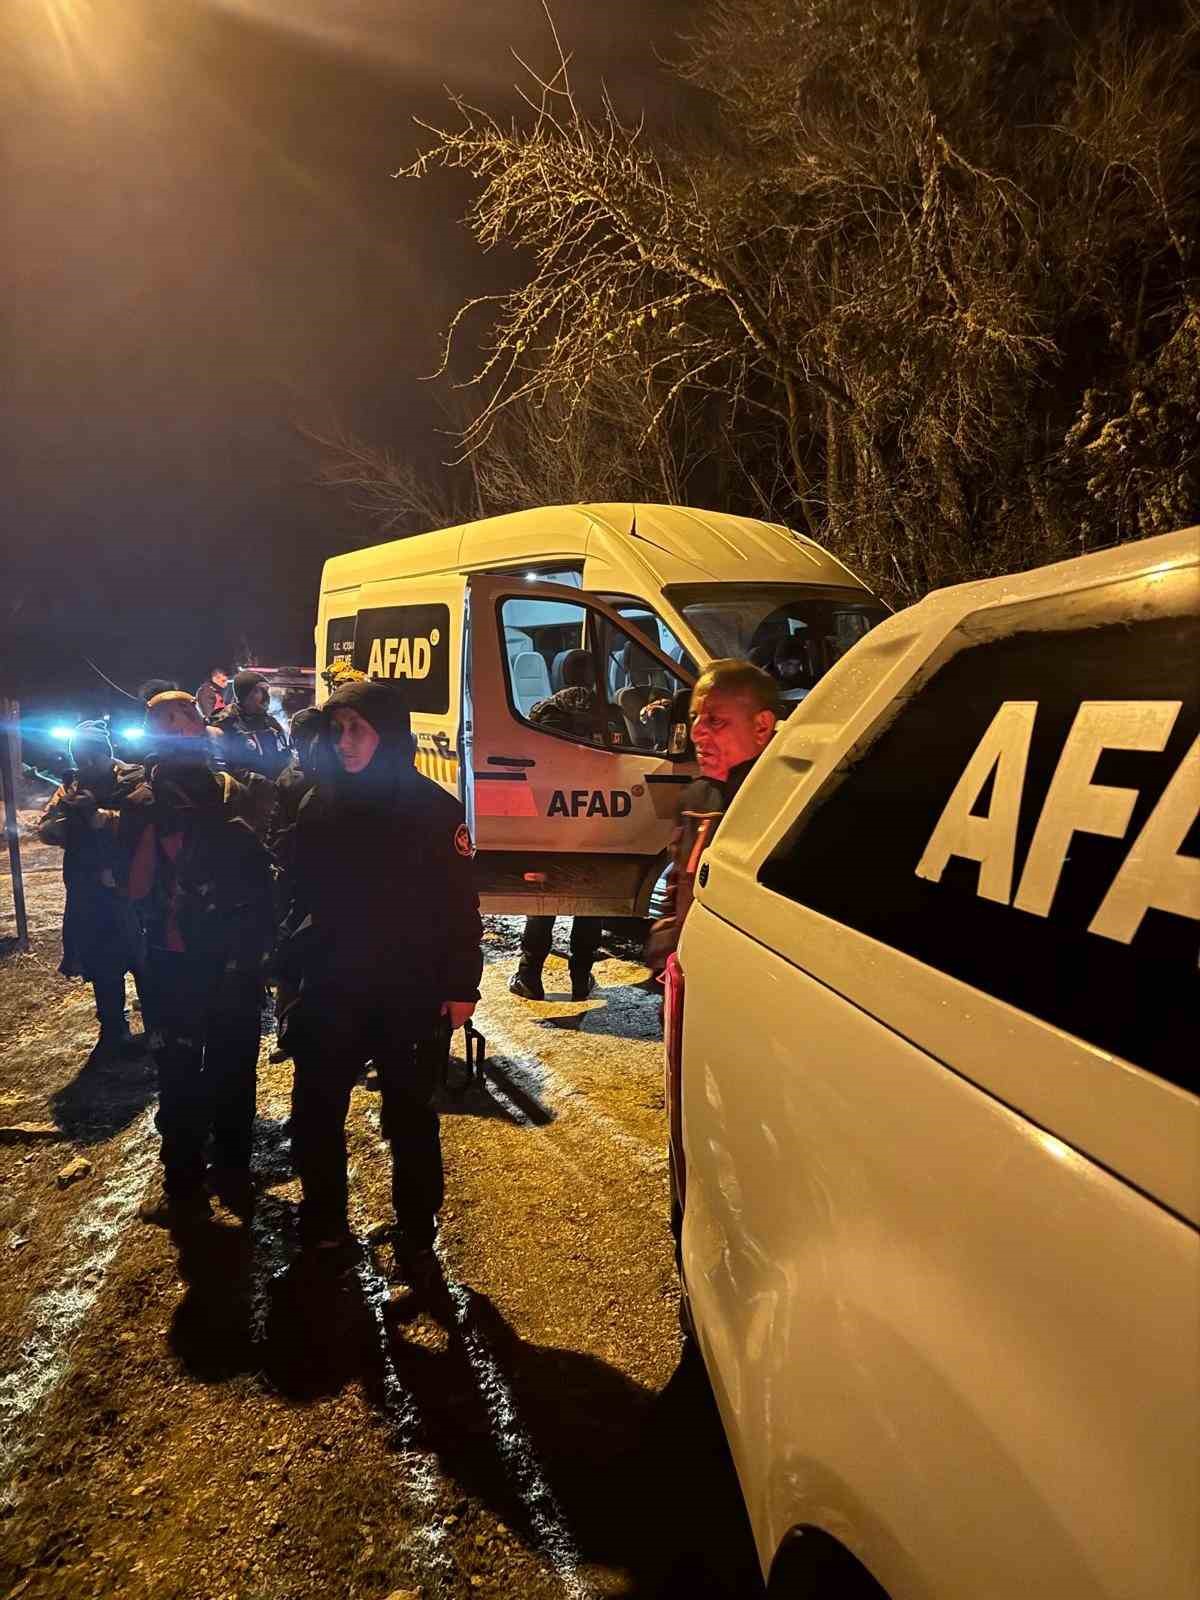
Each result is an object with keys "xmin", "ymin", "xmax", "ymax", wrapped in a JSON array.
[{"xmin": 0, "ymin": 696, "xmax": 30, "ymax": 950}]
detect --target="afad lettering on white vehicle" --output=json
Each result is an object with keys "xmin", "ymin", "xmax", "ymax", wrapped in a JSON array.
[
  {"xmin": 757, "ymin": 613, "xmax": 1198, "ymax": 1088},
  {"xmin": 548, "ymin": 789, "xmax": 633, "ymax": 818},
  {"xmin": 916, "ymin": 700, "xmax": 1199, "ymax": 947},
  {"xmin": 352, "ymin": 602, "xmax": 451, "ymax": 716}
]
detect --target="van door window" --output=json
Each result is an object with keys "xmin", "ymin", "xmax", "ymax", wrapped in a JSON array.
[
  {"xmin": 498, "ymin": 596, "xmax": 689, "ymax": 754},
  {"xmin": 595, "ymin": 597, "xmax": 699, "ymax": 678}
]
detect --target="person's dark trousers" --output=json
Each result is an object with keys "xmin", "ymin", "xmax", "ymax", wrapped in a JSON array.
[
  {"xmin": 290, "ymin": 989, "xmax": 443, "ymax": 1244},
  {"xmin": 147, "ymin": 951, "xmax": 262, "ymax": 1192},
  {"xmin": 92, "ymin": 965, "xmax": 131, "ymax": 1038},
  {"xmin": 520, "ymin": 915, "xmax": 604, "ymax": 977},
  {"xmin": 206, "ymin": 972, "xmax": 262, "ymax": 1169}
]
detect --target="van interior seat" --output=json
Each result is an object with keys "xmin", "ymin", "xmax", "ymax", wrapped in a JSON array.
[
  {"xmin": 552, "ymin": 648, "xmax": 595, "ymax": 692},
  {"xmin": 512, "ymin": 651, "xmax": 552, "ymax": 716},
  {"xmin": 613, "ymin": 643, "xmax": 673, "ymax": 745}
]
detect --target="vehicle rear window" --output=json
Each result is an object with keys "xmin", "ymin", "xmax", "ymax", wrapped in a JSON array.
[{"xmin": 760, "ymin": 615, "xmax": 1199, "ymax": 1090}]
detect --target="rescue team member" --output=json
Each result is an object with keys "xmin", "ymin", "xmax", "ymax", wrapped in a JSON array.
[
  {"xmin": 122, "ymin": 692, "xmax": 275, "ymax": 1225},
  {"xmin": 280, "ymin": 680, "xmax": 482, "ymax": 1272},
  {"xmin": 645, "ymin": 659, "xmax": 779, "ymax": 973},
  {"xmin": 265, "ymin": 706, "xmax": 323, "ymax": 1065},
  {"xmin": 36, "ymin": 721, "xmax": 147, "ymax": 1059},
  {"xmin": 270, "ymin": 706, "xmax": 324, "ymax": 841},
  {"xmin": 202, "ymin": 667, "xmax": 230, "ymax": 714},
  {"xmin": 210, "ymin": 670, "xmax": 290, "ymax": 782},
  {"xmin": 509, "ymin": 915, "xmax": 602, "ymax": 1001}
]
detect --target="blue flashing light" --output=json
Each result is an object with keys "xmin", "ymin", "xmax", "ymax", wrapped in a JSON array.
[
  {"xmin": 119, "ymin": 725, "xmax": 144, "ymax": 741},
  {"xmin": 50, "ymin": 724, "xmax": 74, "ymax": 742}
]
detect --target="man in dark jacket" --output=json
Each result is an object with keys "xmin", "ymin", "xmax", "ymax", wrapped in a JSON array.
[
  {"xmin": 280, "ymin": 680, "xmax": 482, "ymax": 1273},
  {"xmin": 644, "ymin": 660, "xmax": 780, "ymax": 975},
  {"xmin": 122, "ymin": 692, "xmax": 275, "ymax": 1225},
  {"xmin": 209, "ymin": 670, "xmax": 290, "ymax": 782},
  {"xmin": 36, "ymin": 721, "xmax": 146, "ymax": 1058}
]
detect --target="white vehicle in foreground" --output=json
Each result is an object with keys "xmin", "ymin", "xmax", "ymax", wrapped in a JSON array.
[{"xmin": 667, "ymin": 528, "xmax": 1199, "ymax": 1599}]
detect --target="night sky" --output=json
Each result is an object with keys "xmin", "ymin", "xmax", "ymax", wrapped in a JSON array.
[{"xmin": 1, "ymin": 0, "xmax": 692, "ymax": 720}]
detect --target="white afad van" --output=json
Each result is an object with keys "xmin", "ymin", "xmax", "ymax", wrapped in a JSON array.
[
  {"xmin": 316, "ymin": 502, "xmax": 885, "ymax": 915},
  {"xmin": 668, "ymin": 527, "xmax": 1200, "ymax": 1598}
]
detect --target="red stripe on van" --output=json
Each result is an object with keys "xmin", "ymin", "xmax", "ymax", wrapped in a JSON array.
[{"xmin": 474, "ymin": 782, "xmax": 539, "ymax": 817}]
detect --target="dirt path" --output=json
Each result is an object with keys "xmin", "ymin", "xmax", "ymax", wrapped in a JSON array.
[{"xmin": 0, "ymin": 891, "xmax": 761, "ymax": 1600}]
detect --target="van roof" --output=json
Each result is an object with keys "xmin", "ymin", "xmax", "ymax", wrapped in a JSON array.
[{"xmin": 320, "ymin": 503, "xmax": 868, "ymax": 595}]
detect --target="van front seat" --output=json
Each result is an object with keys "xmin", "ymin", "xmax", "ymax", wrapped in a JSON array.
[
  {"xmin": 511, "ymin": 651, "xmax": 552, "ymax": 717},
  {"xmin": 615, "ymin": 643, "xmax": 672, "ymax": 747}
]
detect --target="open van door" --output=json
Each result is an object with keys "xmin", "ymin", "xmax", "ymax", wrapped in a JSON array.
[
  {"xmin": 344, "ymin": 573, "xmax": 468, "ymax": 795},
  {"xmin": 463, "ymin": 575, "xmax": 696, "ymax": 916}
]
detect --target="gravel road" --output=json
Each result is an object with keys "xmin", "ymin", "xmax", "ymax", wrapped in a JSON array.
[{"xmin": 0, "ymin": 847, "xmax": 762, "ymax": 1600}]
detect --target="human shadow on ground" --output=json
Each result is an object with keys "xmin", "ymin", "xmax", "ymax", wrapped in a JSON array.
[
  {"xmin": 49, "ymin": 1043, "xmax": 157, "ymax": 1144},
  {"xmin": 168, "ymin": 1226, "xmax": 760, "ymax": 1595},
  {"xmin": 377, "ymin": 1275, "xmax": 764, "ymax": 1597}
]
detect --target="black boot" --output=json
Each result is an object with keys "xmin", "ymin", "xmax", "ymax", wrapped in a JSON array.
[
  {"xmin": 569, "ymin": 965, "xmax": 596, "ymax": 1001},
  {"xmin": 509, "ymin": 963, "xmax": 545, "ymax": 1001}
]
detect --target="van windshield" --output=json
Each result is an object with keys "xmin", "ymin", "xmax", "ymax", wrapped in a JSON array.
[{"xmin": 665, "ymin": 584, "xmax": 888, "ymax": 701}]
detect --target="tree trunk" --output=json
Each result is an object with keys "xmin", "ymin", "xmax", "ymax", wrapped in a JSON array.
[{"xmin": 783, "ymin": 375, "xmax": 819, "ymax": 538}]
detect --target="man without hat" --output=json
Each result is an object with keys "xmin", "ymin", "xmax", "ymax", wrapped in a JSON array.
[
  {"xmin": 644, "ymin": 660, "xmax": 780, "ymax": 974},
  {"xmin": 36, "ymin": 721, "xmax": 148, "ymax": 1058},
  {"xmin": 278, "ymin": 679, "xmax": 482, "ymax": 1281},
  {"xmin": 121, "ymin": 692, "xmax": 276, "ymax": 1225}
]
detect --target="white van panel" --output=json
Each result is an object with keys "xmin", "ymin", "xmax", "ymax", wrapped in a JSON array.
[{"xmin": 680, "ymin": 904, "xmax": 1200, "ymax": 1600}]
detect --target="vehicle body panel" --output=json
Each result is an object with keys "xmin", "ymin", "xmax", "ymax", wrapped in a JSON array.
[
  {"xmin": 674, "ymin": 526, "xmax": 1200, "ymax": 1596},
  {"xmin": 314, "ymin": 503, "xmax": 877, "ymax": 915}
]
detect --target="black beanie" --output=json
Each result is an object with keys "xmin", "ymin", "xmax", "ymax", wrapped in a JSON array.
[
  {"xmin": 323, "ymin": 679, "xmax": 413, "ymax": 756},
  {"xmin": 234, "ymin": 669, "xmax": 270, "ymax": 707}
]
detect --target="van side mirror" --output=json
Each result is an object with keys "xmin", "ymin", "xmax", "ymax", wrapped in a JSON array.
[{"xmin": 667, "ymin": 687, "xmax": 694, "ymax": 763}]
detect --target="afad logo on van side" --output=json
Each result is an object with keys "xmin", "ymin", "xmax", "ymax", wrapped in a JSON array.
[
  {"xmin": 548, "ymin": 789, "xmax": 633, "ymax": 818},
  {"xmin": 365, "ymin": 629, "xmax": 440, "ymax": 681},
  {"xmin": 916, "ymin": 699, "xmax": 1199, "ymax": 945}
]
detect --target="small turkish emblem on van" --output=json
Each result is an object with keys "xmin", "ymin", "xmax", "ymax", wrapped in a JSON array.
[
  {"xmin": 352, "ymin": 603, "xmax": 451, "ymax": 714},
  {"xmin": 759, "ymin": 615, "xmax": 1199, "ymax": 1088}
]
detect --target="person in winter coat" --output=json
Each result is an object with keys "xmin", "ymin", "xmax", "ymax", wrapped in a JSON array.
[
  {"xmin": 121, "ymin": 692, "xmax": 276, "ymax": 1226},
  {"xmin": 36, "ymin": 721, "xmax": 147, "ymax": 1058},
  {"xmin": 644, "ymin": 660, "xmax": 780, "ymax": 975},
  {"xmin": 264, "ymin": 706, "xmax": 324, "ymax": 1064},
  {"xmin": 278, "ymin": 679, "xmax": 482, "ymax": 1275},
  {"xmin": 209, "ymin": 670, "xmax": 290, "ymax": 782}
]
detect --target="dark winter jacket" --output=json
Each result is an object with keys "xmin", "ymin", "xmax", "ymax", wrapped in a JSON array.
[
  {"xmin": 209, "ymin": 705, "xmax": 291, "ymax": 782},
  {"xmin": 643, "ymin": 757, "xmax": 758, "ymax": 974},
  {"xmin": 283, "ymin": 769, "xmax": 483, "ymax": 1001},
  {"xmin": 121, "ymin": 763, "xmax": 276, "ymax": 973},
  {"xmin": 36, "ymin": 759, "xmax": 145, "ymax": 979}
]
